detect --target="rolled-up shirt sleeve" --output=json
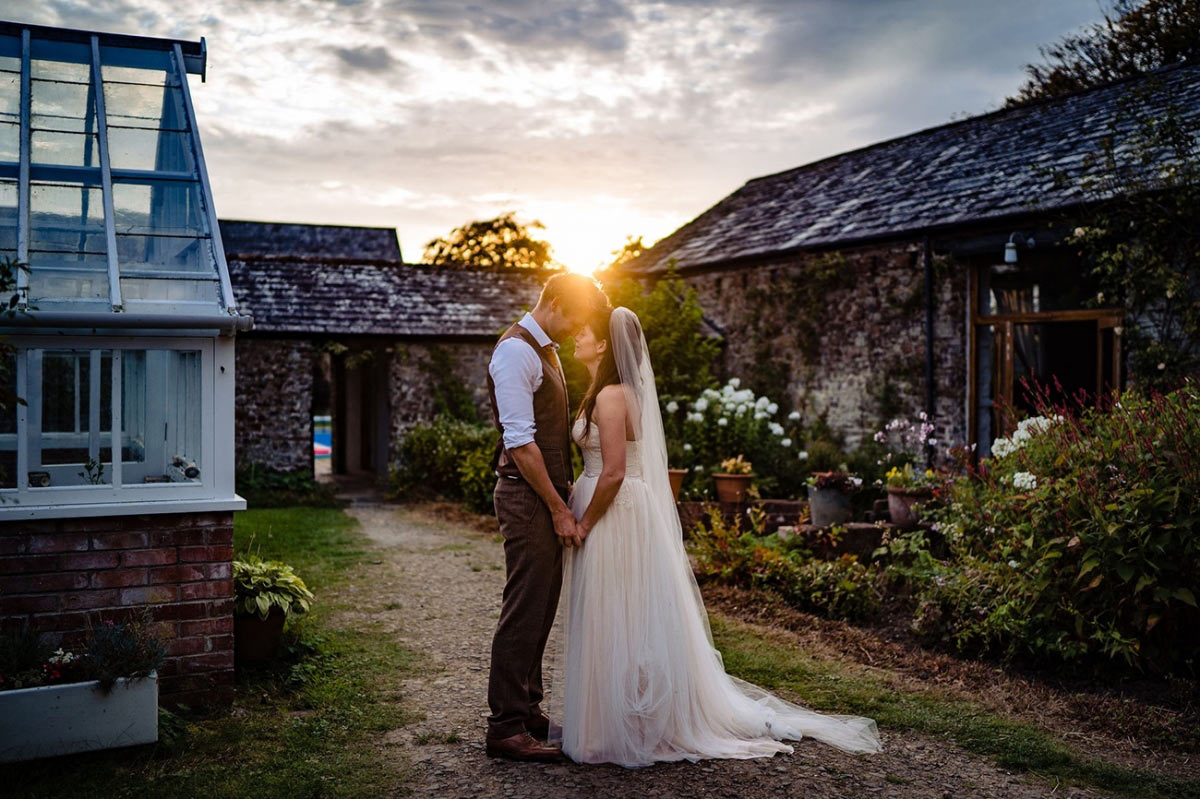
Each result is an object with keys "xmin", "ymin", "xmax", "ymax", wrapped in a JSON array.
[{"xmin": 489, "ymin": 338, "xmax": 542, "ymax": 450}]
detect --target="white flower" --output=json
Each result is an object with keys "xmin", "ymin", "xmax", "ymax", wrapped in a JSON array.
[
  {"xmin": 768, "ymin": 422, "xmax": 784, "ymax": 436},
  {"xmin": 788, "ymin": 411, "xmax": 801, "ymax": 421},
  {"xmin": 736, "ymin": 403, "xmax": 750, "ymax": 415},
  {"xmin": 693, "ymin": 465, "xmax": 703, "ymax": 472},
  {"xmin": 798, "ymin": 450, "xmax": 809, "ymax": 460},
  {"xmin": 718, "ymin": 417, "xmax": 728, "ymax": 427},
  {"xmin": 665, "ymin": 400, "xmax": 679, "ymax": 414},
  {"xmin": 918, "ymin": 411, "xmax": 927, "ymax": 421},
  {"xmin": 686, "ymin": 412, "xmax": 703, "ymax": 423},
  {"xmin": 754, "ymin": 412, "xmax": 768, "ymax": 420},
  {"xmin": 683, "ymin": 443, "xmax": 692, "ymax": 452},
  {"xmin": 928, "ymin": 438, "xmax": 937, "ymax": 446},
  {"xmin": 756, "ymin": 396, "xmax": 770, "ymax": 409},
  {"xmin": 1158, "ymin": 362, "xmax": 1166, "ymax": 371},
  {"xmin": 693, "ymin": 398, "xmax": 708, "ymax": 412},
  {"xmin": 1007, "ymin": 559, "xmax": 1020, "ymax": 568},
  {"xmin": 765, "ymin": 403, "xmax": 777, "ymax": 415},
  {"xmin": 728, "ymin": 377, "xmax": 741, "ymax": 388},
  {"xmin": 702, "ymin": 388, "xmax": 720, "ymax": 400},
  {"xmin": 780, "ymin": 438, "xmax": 792, "ymax": 447},
  {"xmin": 850, "ymin": 476, "xmax": 862, "ymax": 487},
  {"xmin": 1012, "ymin": 471, "xmax": 1037, "ymax": 490}
]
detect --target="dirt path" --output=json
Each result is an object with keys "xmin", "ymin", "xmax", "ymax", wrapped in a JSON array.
[{"xmin": 333, "ymin": 503, "xmax": 1100, "ymax": 798}]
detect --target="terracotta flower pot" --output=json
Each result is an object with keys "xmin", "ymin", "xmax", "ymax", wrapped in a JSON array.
[
  {"xmin": 806, "ymin": 485, "xmax": 852, "ymax": 527},
  {"xmin": 668, "ymin": 468, "xmax": 687, "ymax": 501},
  {"xmin": 886, "ymin": 485, "xmax": 933, "ymax": 528},
  {"xmin": 234, "ymin": 607, "xmax": 287, "ymax": 665},
  {"xmin": 713, "ymin": 473, "xmax": 753, "ymax": 504}
]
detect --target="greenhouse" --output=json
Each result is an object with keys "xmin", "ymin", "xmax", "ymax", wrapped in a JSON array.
[{"xmin": 0, "ymin": 21, "xmax": 250, "ymax": 517}]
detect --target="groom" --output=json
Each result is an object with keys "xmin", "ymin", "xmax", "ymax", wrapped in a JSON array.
[{"xmin": 485, "ymin": 272, "xmax": 609, "ymax": 762}]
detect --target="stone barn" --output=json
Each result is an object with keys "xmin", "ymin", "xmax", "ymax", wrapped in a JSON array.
[
  {"xmin": 621, "ymin": 62, "xmax": 1200, "ymax": 460},
  {"xmin": 222, "ymin": 221, "xmax": 544, "ymax": 481}
]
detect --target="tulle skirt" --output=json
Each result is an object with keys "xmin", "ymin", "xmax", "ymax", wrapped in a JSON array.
[{"xmin": 557, "ymin": 473, "xmax": 882, "ymax": 768}]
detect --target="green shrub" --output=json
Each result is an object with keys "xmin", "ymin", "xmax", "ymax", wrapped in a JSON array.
[
  {"xmin": 391, "ymin": 415, "xmax": 497, "ymax": 513},
  {"xmin": 915, "ymin": 378, "xmax": 1200, "ymax": 673},
  {"xmin": 235, "ymin": 464, "xmax": 344, "ymax": 509},
  {"xmin": 689, "ymin": 506, "xmax": 882, "ymax": 621}
]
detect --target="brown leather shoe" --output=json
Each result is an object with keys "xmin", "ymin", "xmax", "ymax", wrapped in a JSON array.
[
  {"xmin": 525, "ymin": 711, "xmax": 551, "ymax": 740},
  {"xmin": 485, "ymin": 731, "xmax": 566, "ymax": 762}
]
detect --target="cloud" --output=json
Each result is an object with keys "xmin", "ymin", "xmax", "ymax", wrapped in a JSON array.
[
  {"xmin": 1, "ymin": 0, "xmax": 1110, "ymax": 269},
  {"xmin": 330, "ymin": 45, "xmax": 400, "ymax": 74}
]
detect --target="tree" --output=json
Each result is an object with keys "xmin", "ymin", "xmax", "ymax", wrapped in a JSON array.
[
  {"xmin": 1051, "ymin": 74, "xmax": 1200, "ymax": 391},
  {"xmin": 1006, "ymin": 0, "xmax": 1200, "ymax": 107},
  {"xmin": 607, "ymin": 234, "xmax": 646, "ymax": 269},
  {"xmin": 421, "ymin": 211, "xmax": 558, "ymax": 269}
]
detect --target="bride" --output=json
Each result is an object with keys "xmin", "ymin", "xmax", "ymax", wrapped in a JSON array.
[{"xmin": 551, "ymin": 305, "xmax": 882, "ymax": 768}]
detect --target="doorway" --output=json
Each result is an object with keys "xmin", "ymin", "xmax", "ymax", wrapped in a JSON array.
[
  {"xmin": 327, "ymin": 344, "xmax": 391, "ymax": 479},
  {"xmin": 970, "ymin": 262, "xmax": 1122, "ymax": 457}
]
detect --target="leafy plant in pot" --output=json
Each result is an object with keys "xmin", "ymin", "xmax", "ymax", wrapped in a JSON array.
[
  {"xmin": 881, "ymin": 462, "xmax": 940, "ymax": 528},
  {"xmin": 804, "ymin": 470, "xmax": 861, "ymax": 527},
  {"xmin": 233, "ymin": 555, "xmax": 315, "ymax": 665},
  {"xmin": 713, "ymin": 455, "xmax": 754, "ymax": 503}
]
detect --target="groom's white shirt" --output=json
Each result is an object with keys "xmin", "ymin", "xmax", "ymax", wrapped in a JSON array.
[{"xmin": 489, "ymin": 312, "xmax": 562, "ymax": 451}]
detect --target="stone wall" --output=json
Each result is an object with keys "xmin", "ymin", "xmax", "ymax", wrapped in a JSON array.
[
  {"xmin": 388, "ymin": 339, "xmax": 496, "ymax": 446},
  {"xmin": 678, "ymin": 240, "xmax": 968, "ymax": 457},
  {"xmin": 0, "ymin": 511, "xmax": 235, "ymax": 710},
  {"xmin": 235, "ymin": 337, "xmax": 315, "ymax": 473}
]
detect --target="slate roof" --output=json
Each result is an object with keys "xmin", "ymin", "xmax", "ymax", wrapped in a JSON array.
[
  {"xmin": 219, "ymin": 220, "xmax": 403, "ymax": 261},
  {"xmin": 228, "ymin": 257, "xmax": 545, "ymax": 337},
  {"xmin": 626, "ymin": 61, "xmax": 1200, "ymax": 273}
]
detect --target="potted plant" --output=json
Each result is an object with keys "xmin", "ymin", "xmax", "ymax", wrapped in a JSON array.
[
  {"xmin": 233, "ymin": 555, "xmax": 315, "ymax": 665},
  {"xmin": 0, "ymin": 610, "xmax": 165, "ymax": 762},
  {"xmin": 665, "ymin": 435, "xmax": 689, "ymax": 501},
  {"xmin": 805, "ymin": 470, "xmax": 861, "ymax": 527},
  {"xmin": 882, "ymin": 463, "xmax": 941, "ymax": 528},
  {"xmin": 713, "ymin": 455, "xmax": 754, "ymax": 503}
]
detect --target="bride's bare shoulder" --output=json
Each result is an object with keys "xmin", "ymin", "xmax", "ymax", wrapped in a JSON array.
[{"xmin": 595, "ymin": 383, "xmax": 627, "ymax": 409}]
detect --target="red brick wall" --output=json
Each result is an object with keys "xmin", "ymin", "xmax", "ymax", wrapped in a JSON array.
[{"xmin": 0, "ymin": 511, "xmax": 235, "ymax": 710}]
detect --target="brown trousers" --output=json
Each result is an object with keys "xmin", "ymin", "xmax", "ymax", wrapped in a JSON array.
[{"xmin": 487, "ymin": 476, "xmax": 565, "ymax": 739}]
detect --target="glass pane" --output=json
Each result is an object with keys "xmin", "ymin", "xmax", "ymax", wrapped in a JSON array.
[
  {"xmin": 100, "ymin": 46, "xmax": 178, "ymax": 87},
  {"xmin": 29, "ymin": 182, "xmax": 106, "ymax": 254},
  {"xmin": 121, "ymin": 276, "xmax": 219, "ymax": 303},
  {"xmin": 103, "ymin": 83, "xmax": 186, "ymax": 131},
  {"xmin": 107, "ymin": 127, "xmax": 194, "ymax": 173},
  {"xmin": 30, "ymin": 59, "xmax": 89, "ymax": 83},
  {"xmin": 0, "ymin": 121, "xmax": 20, "ymax": 162},
  {"xmin": 117, "ymin": 236, "xmax": 211, "ymax": 274},
  {"xmin": 32, "ymin": 129, "xmax": 101, "ymax": 167},
  {"xmin": 28, "ymin": 265, "xmax": 109, "ymax": 304},
  {"xmin": 0, "ymin": 353, "xmax": 14, "ymax": 490},
  {"xmin": 0, "ymin": 64, "xmax": 17, "ymax": 123},
  {"xmin": 34, "ymin": 349, "xmax": 113, "ymax": 486},
  {"xmin": 32, "ymin": 79, "xmax": 95, "ymax": 126},
  {"xmin": 122, "ymin": 349, "xmax": 202, "ymax": 484},
  {"xmin": 112, "ymin": 180, "xmax": 204, "ymax": 236},
  {"xmin": 0, "ymin": 181, "xmax": 15, "ymax": 253}
]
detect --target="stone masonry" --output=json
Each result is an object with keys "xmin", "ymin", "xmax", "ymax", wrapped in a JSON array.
[{"xmin": 678, "ymin": 240, "xmax": 968, "ymax": 456}]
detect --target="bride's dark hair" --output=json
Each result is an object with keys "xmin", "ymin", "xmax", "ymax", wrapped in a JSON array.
[{"xmin": 576, "ymin": 306, "xmax": 618, "ymax": 435}]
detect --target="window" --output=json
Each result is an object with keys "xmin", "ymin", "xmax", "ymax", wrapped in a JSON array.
[
  {"xmin": 0, "ymin": 29, "xmax": 234, "ymax": 316},
  {"xmin": 0, "ymin": 336, "xmax": 229, "ymax": 507}
]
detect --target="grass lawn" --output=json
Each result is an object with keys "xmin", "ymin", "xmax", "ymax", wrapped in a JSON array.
[
  {"xmin": 5, "ymin": 507, "xmax": 422, "ymax": 799},
  {"xmin": 711, "ymin": 613, "xmax": 1200, "ymax": 799}
]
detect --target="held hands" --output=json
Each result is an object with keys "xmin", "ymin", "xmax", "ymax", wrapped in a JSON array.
[{"xmin": 553, "ymin": 506, "xmax": 586, "ymax": 548}]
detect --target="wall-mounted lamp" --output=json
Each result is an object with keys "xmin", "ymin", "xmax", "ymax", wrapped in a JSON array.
[{"xmin": 1004, "ymin": 232, "xmax": 1035, "ymax": 264}]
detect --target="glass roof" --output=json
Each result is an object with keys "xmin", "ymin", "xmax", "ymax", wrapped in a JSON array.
[{"xmin": 0, "ymin": 22, "xmax": 239, "ymax": 322}]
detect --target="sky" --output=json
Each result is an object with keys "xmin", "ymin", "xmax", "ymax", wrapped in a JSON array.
[{"xmin": 7, "ymin": 0, "xmax": 1112, "ymax": 272}]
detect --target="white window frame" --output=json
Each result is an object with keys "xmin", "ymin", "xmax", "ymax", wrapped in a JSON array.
[{"xmin": 0, "ymin": 333, "xmax": 242, "ymax": 518}]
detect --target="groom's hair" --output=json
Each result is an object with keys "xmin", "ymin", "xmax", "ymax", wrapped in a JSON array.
[{"xmin": 538, "ymin": 272, "xmax": 609, "ymax": 315}]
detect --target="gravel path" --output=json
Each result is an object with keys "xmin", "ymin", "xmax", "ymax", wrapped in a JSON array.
[{"xmin": 334, "ymin": 503, "xmax": 1100, "ymax": 798}]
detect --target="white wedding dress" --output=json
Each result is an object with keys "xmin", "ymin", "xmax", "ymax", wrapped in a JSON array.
[{"xmin": 555, "ymin": 410, "xmax": 882, "ymax": 768}]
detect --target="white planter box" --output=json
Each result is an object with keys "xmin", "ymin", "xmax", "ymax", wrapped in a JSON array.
[{"xmin": 0, "ymin": 670, "xmax": 158, "ymax": 762}]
